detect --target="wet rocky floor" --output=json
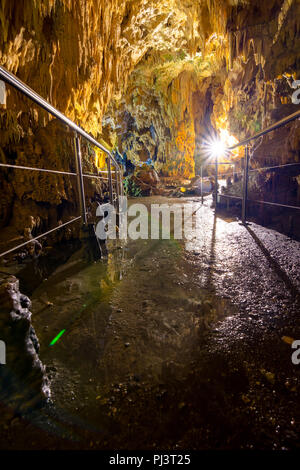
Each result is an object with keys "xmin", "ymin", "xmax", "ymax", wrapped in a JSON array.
[{"xmin": 0, "ymin": 196, "xmax": 300, "ymax": 450}]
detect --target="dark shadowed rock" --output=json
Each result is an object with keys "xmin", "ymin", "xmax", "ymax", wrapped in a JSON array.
[{"xmin": 0, "ymin": 274, "xmax": 50, "ymax": 414}]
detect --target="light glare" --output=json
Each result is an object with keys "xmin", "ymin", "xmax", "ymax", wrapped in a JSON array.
[
  {"xmin": 204, "ymin": 138, "xmax": 226, "ymax": 159},
  {"xmin": 209, "ymin": 139, "xmax": 226, "ymax": 158}
]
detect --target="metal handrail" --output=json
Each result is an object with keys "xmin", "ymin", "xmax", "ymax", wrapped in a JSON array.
[
  {"xmin": 0, "ymin": 66, "xmax": 120, "ymax": 169},
  {"xmin": 0, "ymin": 65, "xmax": 123, "ymax": 258},
  {"xmin": 0, "ymin": 162, "xmax": 119, "ymax": 181},
  {"xmin": 0, "ymin": 65, "xmax": 123, "ymax": 215},
  {"xmin": 200, "ymin": 106, "xmax": 300, "ymax": 223},
  {"xmin": 219, "ymin": 193, "xmax": 300, "ymax": 211},
  {"xmin": 228, "ymin": 107, "xmax": 300, "ymax": 150},
  {"xmin": 223, "ymin": 106, "xmax": 300, "ymax": 222},
  {"xmin": 0, "ymin": 217, "xmax": 82, "ymax": 258}
]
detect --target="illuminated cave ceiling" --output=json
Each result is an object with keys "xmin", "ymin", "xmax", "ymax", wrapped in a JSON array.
[
  {"xmin": 0, "ymin": 0, "xmax": 300, "ymax": 229},
  {"xmin": 102, "ymin": 0, "xmax": 300, "ymax": 176}
]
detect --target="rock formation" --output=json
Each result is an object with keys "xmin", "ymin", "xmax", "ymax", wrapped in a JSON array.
[
  {"xmin": 0, "ymin": 274, "xmax": 50, "ymax": 416},
  {"xmin": 0, "ymin": 0, "xmax": 299, "ymax": 234}
]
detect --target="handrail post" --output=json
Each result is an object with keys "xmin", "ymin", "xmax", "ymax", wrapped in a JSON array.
[
  {"xmin": 200, "ymin": 165, "xmax": 203, "ymax": 204},
  {"xmin": 215, "ymin": 156, "xmax": 218, "ymax": 210},
  {"xmin": 115, "ymin": 167, "xmax": 120, "ymax": 212},
  {"xmin": 119, "ymin": 171, "xmax": 124, "ymax": 199},
  {"xmin": 107, "ymin": 157, "xmax": 113, "ymax": 206},
  {"xmin": 74, "ymin": 133, "xmax": 87, "ymax": 225},
  {"xmin": 242, "ymin": 144, "xmax": 249, "ymax": 224}
]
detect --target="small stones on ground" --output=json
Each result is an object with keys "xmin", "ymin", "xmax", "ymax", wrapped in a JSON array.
[
  {"xmin": 242, "ymin": 394, "xmax": 251, "ymax": 404},
  {"xmin": 249, "ymin": 312, "xmax": 259, "ymax": 318},
  {"xmin": 260, "ymin": 369, "xmax": 275, "ymax": 385},
  {"xmin": 125, "ymin": 342, "xmax": 130, "ymax": 347}
]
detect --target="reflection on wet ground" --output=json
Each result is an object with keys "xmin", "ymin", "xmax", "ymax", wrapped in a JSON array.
[{"xmin": 3, "ymin": 196, "xmax": 300, "ymax": 449}]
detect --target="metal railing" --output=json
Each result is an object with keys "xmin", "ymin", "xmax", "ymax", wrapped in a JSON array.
[
  {"xmin": 0, "ymin": 65, "xmax": 124, "ymax": 258},
  {"xmin": 202, "ymin": 107, "xmax": 300, "ymax": 223}
]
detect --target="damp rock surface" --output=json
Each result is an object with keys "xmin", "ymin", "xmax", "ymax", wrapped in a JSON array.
[{"xmin": 0, "ymin": 274, "xmax": 50, "ymax": 420}]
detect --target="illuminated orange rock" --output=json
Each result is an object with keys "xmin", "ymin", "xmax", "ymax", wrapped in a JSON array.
[{"xmin": 0, "ymin": 0, "xmax": 299, "ymax": 233}]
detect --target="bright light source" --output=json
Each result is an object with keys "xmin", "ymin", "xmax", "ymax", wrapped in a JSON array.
[
  {"xmin": 208, "ymin": 139, "xmax": 226, "ymax": 159},
  {"xmin": 201, "ymin": 130, "xmax": 234, "ymax": 161},
  {"xmin": 203, "ymin": 136, "xmax": 226, "ymax": 160}
]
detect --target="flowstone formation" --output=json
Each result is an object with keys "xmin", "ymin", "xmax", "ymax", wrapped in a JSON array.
[{"xmin": 103, "ymin": 0, "xmax": 300, "ymax": 214}]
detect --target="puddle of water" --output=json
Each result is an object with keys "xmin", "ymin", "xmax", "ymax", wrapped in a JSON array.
[{"xmin": 30, "ymin": 196, "xmax": 238, "ymax": 436}]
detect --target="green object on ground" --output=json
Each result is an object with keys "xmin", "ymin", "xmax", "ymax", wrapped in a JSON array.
[{"xmin": 49, "ymin": 329, "xmax": 66, "ymax": 346}]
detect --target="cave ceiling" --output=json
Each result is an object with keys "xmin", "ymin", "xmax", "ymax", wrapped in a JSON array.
[{"xmin": 0, "ymin": 0, "xmax": 299, "ymax": 180}]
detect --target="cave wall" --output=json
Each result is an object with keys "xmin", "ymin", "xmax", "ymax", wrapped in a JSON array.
[
  {"xmin": 105, "ymin": 0, "xmax": 300, "ymax": 180},
  {"xmin": 0, "ymin": 274, "xmax": 50, "ymax": 415},
  {"xmin": 214, "ymin": 0, "xmax": 300, "ymax": 213},
  {"xmin": 0, "ymin": 0, "xmax": 135, "ymax": 235},
  {"xmin": 107, "ymin": 63, "xmax": 213, "ymax": 178},
  {"xmin": 0, "ymin": 0, "xmax": 300, "ymax": 235},
  {"xmin": 1, "ymin": 0, "xmax": 192, "ymax": 234}
]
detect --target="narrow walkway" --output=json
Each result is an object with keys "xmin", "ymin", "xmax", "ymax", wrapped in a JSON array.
[{"xmin": 3, "ymin": 196, "xmax": 300, "ymax": 450}]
